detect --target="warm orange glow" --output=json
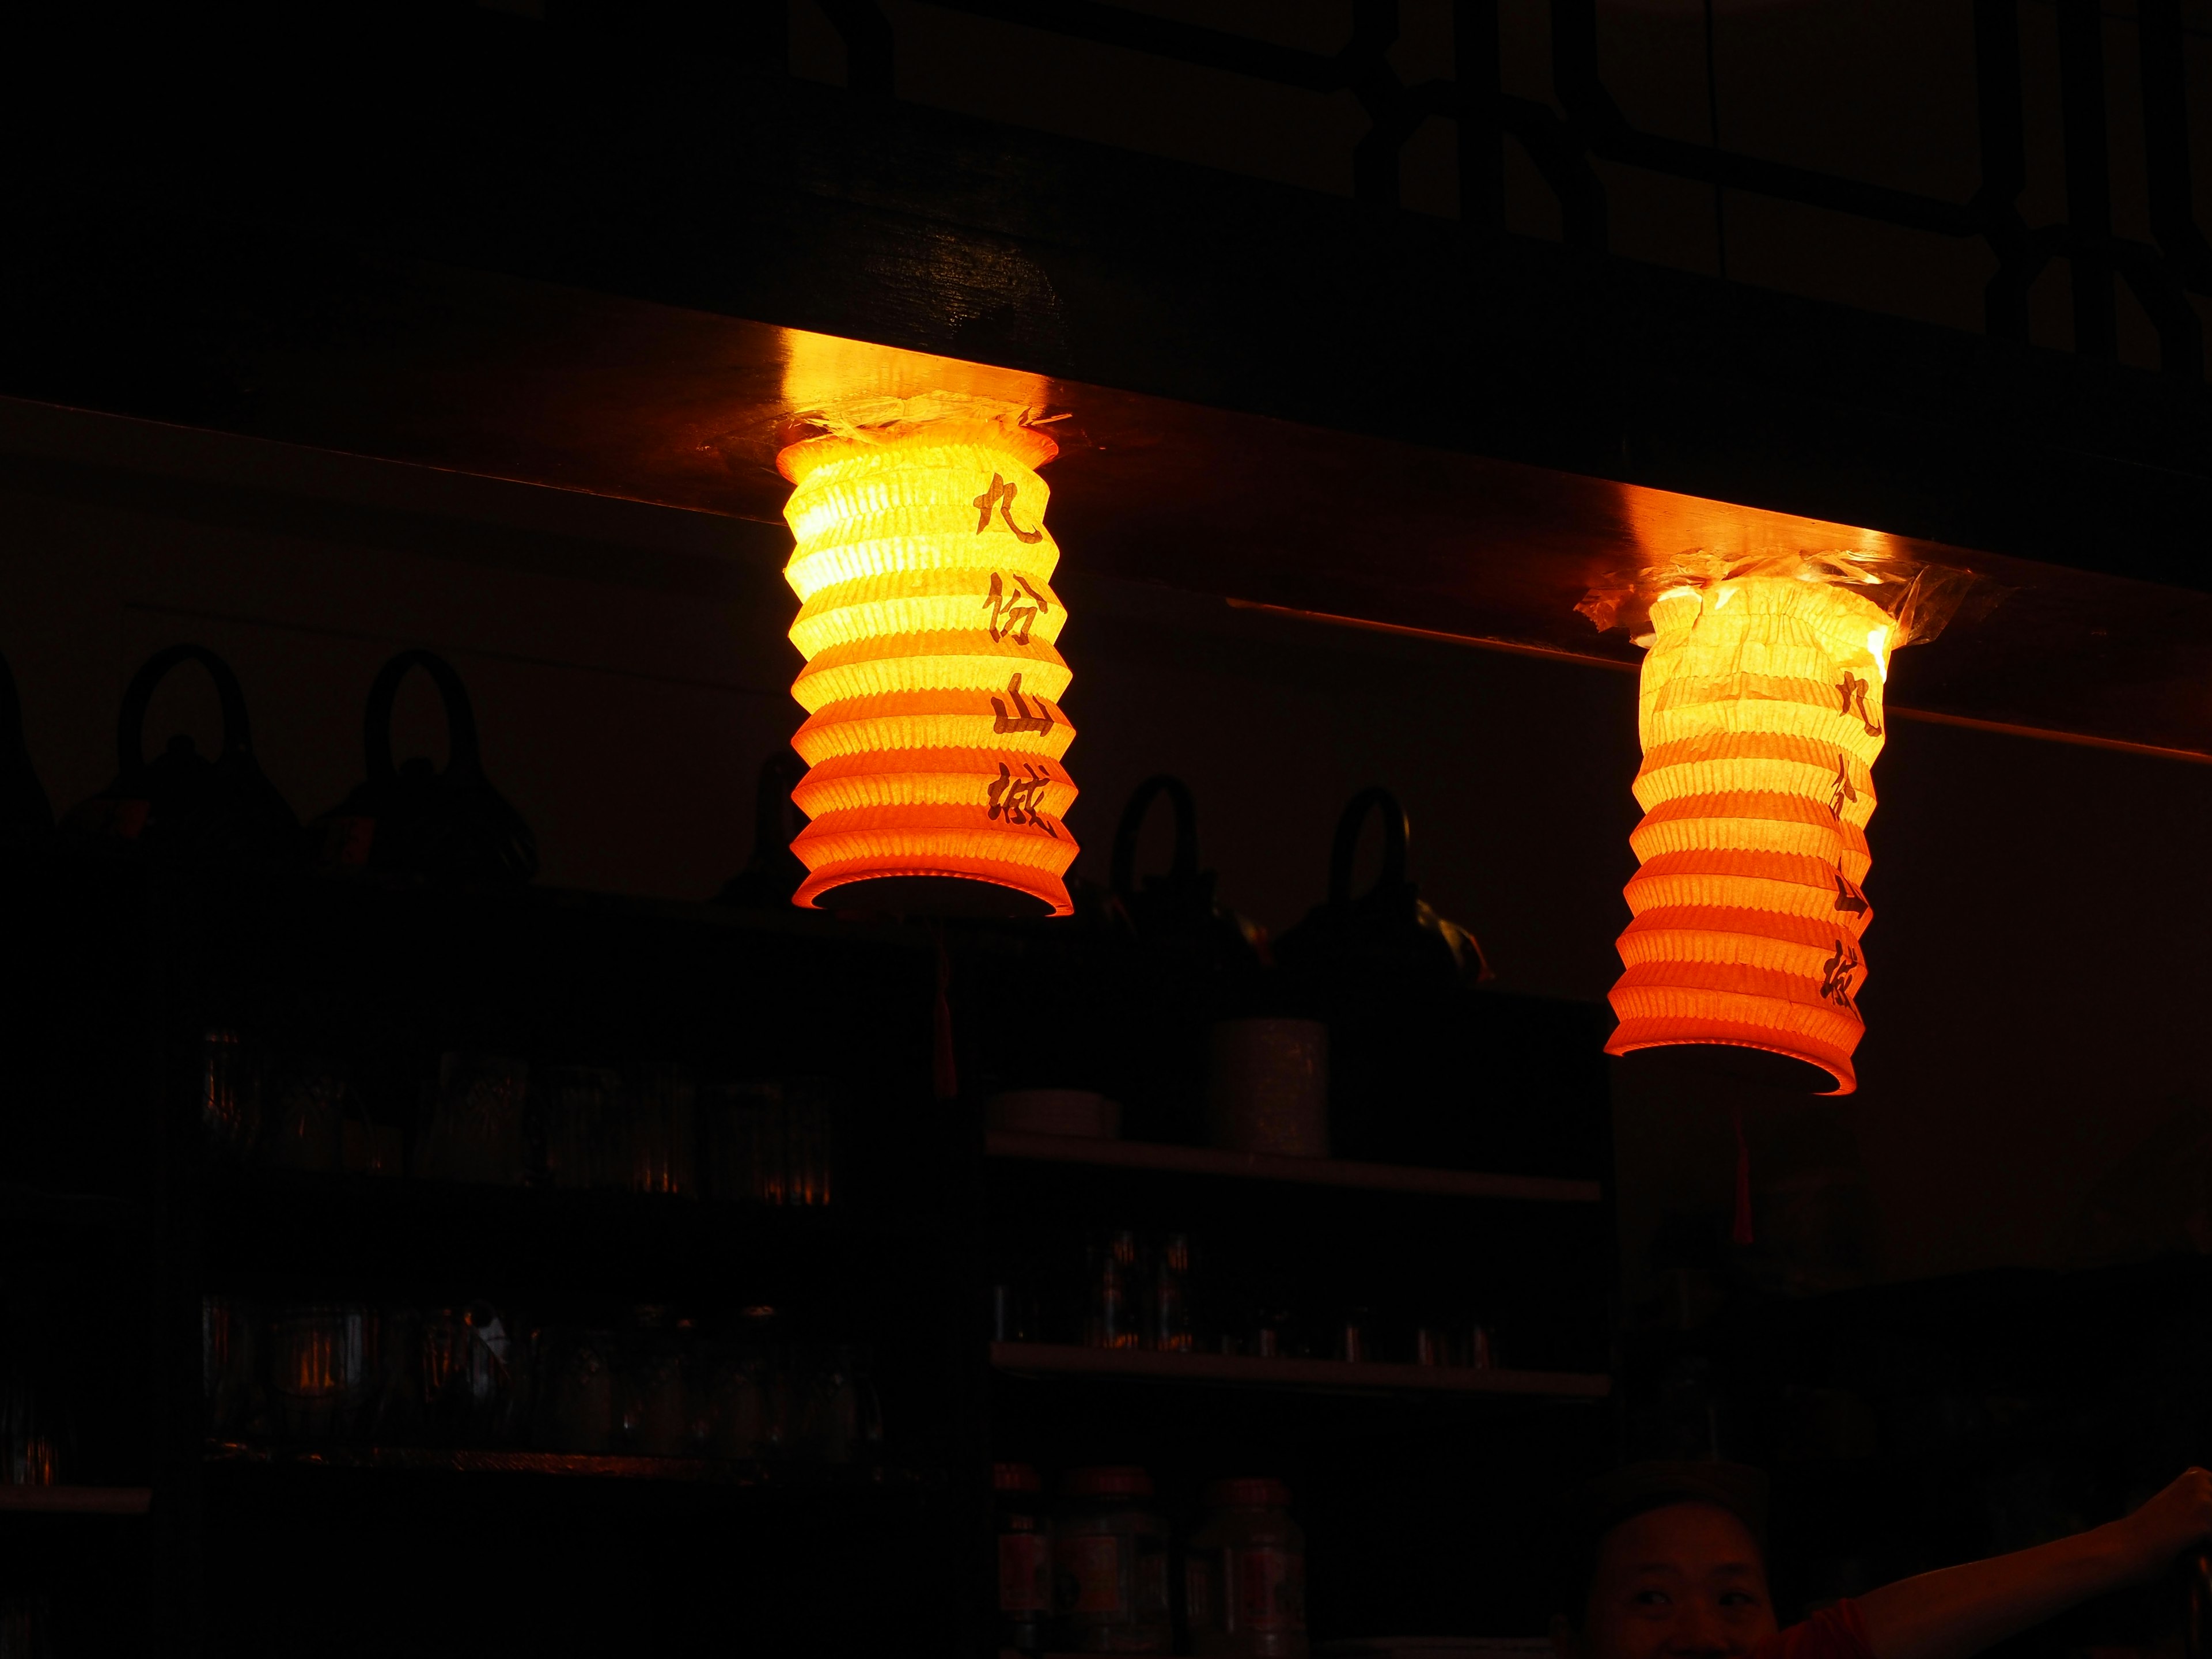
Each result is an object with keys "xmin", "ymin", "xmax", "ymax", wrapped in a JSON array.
[
  {"xmin": 1606, "ymin": 576, "xmax": 1893, "ymax": 1093},
  {"xmin": 778, "ymin": 417, "xmax": 1078, "ymax": 914}
]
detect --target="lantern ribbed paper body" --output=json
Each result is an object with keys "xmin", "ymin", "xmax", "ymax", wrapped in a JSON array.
[
  {"xmin": 777, "ymin": 419, "xmax": 1078, "ymax": 915},
  {"xmin": 1605, "ymin": 578, "xmax": 1894, "ymax": 1093}
]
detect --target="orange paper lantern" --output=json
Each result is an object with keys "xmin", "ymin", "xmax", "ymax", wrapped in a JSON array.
[
  {"xmin": 777, "ymin": 416, "xmax": 1078, "ymax": 915},
  {"xmin": 1605, "ymin": 575, "xmax": 1896, "ymax": 1093}
]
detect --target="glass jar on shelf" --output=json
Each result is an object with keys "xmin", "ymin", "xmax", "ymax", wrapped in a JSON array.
[
  {"xmin": 995, "ymin": 1461, "xmax": 1052, "ymax": 1656},
  {"xmin": 1055, "ymin": 1465, "xmax": 1170, "ymax": 1653},
  {"xmin": 1186, "ymin": 1478, "xmax": 1307, "ymax": 1658}
]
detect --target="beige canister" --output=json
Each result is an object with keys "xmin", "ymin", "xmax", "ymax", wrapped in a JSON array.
[{"xmin": 1205, "ymin": 1018, "xmax": 1329, "ymax": 1157}]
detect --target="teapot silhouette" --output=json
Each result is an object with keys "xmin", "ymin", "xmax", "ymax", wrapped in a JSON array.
[
  {"xmin": 63, "ymin": 645, "xmax": 296, "ymax": 863},
  {"xmin": 309, "ymin": 650, "xmax": 535, "ymax": 885}
]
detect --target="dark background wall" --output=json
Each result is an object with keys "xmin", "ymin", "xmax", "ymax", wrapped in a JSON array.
[
  {"xmin": 784, "ymin": 0, "xmax": 2212, "ymax": 372},
  {"xmin": 9, "ymin": 388, "xmax": 2209, "ymax": 1302}
]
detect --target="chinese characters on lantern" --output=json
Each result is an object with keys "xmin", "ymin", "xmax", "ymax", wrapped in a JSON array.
[
  {"xmin": 984, "ymin": 573, "xmax": 1050, "ymax": 646},
  {"xmin": 988, "ymin": 762, "xmax": 1059, "ymax": 834},
  {"xmin": 972, "ymin": 472, "xmax": 1044, "ymax": 543},
  {"xmin": 778, "ymin": 417, "xmax": 1078, "ymax": 914}
]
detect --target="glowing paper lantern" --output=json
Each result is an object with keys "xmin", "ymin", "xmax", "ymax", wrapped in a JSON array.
[
  {"xmin": 1605, "ymin": 575, "xmax": 1896, "ymax": 1093},
  {"xmin": 777, "ymin": 415, "xmax": 1078, "ymax": 915}
]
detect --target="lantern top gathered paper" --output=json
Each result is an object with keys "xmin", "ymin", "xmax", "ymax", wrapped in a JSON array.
[
  {"xmin": 1582, "ymin": 548, "xmax": 1980, "ymax": 1094},
  {"xmin": 775, "ymin": 396, "xmax": 1079, "ymax": 917},
  {"xmin": 1576, "ymin": 546, "xmax": 1983, "ymax": 647}
]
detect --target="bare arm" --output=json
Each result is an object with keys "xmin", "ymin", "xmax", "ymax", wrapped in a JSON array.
[{"xmin": 1859, "ymin": 1469, "xmax": 2212, "ymax": 1659}]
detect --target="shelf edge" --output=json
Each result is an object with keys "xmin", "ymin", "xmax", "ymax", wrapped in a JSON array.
[
  {"xmin": 0, "ymin": 1486, "xmax": 153, "ymax": 1514},
  {"xmin": 983, "ymin": 1132, "xmax": 1602, "ymax": 1203},
  {"xmin": 989, "ymin": 1343, "xmax": 1611, "ymax": 1398}
]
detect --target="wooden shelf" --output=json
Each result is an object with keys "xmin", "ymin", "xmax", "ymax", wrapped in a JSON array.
[
  {"xmin": 984, "ymin": 1132, "xmax": 1602, "ymax": 1203},
  {"xmin": 990, "ymin": 1343, "xmax": 1611, "ymax": 1398},
  {"xmin": 0, "ymin": 1183, "xmax": 143, "ymax": 1233},
  {"xmin": 205, "ymin": 1442, "xmax": 919, "ymax": 1487},
  {"xmin": 0, "ymin": 1486, "xmax": 151, "ymax": 1514}
]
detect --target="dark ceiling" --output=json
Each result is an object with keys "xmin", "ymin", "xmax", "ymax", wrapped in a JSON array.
[{"xmin": 1, "ymin": 10, "xmax": 2208, "ymax": 755}]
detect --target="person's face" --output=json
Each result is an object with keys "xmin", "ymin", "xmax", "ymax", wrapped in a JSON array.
[{"xmin": 1554, "ymin": 1501, "xmax": 1779, "ymax": 1659}]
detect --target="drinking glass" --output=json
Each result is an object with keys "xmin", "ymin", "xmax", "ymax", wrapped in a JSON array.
[
  {"xmin": 260, "ymin": 1062, "xmax": 346, "ymax": 1174},
  {"xmin": 622, "ymin": 1064, "xmax": 695, "ymax": 1198},
  {"xmin": 793, "ymin": 1344, "xmax": 878, "ymax": 1467},
  {"xmin": 202, "ymin": 1294, "xmax": 258, "ymax": 1439},
  {"xmin": 0, "ymin": 1593, "xmax": 52, "ymax": 1659},
  {"xmin": 532, "ymin": 1327, "xmax": 615, "ymax": 1454},
  {"xmin": 701, "ymin": 1081, "xmax": 782, "ymax": 1204},
  {"xmin": 0, "ymin": 1370, "xmax": 60, "ymax": 1487},
  {"xmin": 783, "ymin": 1078, "xmax": 835, "ymax": 1207},
  {"xmin": 616, "ymin": 1317, "xmax": 689, "ymax": 1457},
  {"xmin": 268, "ymin": 1305, "xmax": 372, "ymax": 1444},
  {"xmin": 418, "ymin": 1055, "xmax": 529, "ymax": 1185},
  {"xmin": 422, "ymin": 1304, "xmax": 527, "ymax": 1445},
  {"xmin": 542, "ymin": 1065, "xmax": 622, "ymax": 1191},
  {"xmin": 199, "ymin": 1029, "xmax": 259, "ymax": 1162},
  {"xmin": 360, "ymin": 1306, "xmax": 422, "ymax": 1444},
  {"xmin": 732, "ymin": 1306, "xmax": 791, "ymax": 1460},
  {"xmin": 699, "ymin": 1342, "xmax": 770, "ymax": 1461}
]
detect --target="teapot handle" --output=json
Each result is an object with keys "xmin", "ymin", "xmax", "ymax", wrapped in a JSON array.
[
  {"xmin": 1110, "ymin": 774, "xmax": 1199, "ymax": 899},
  {"xmin": 118, "ymin": 645, "xmax": 256, "ymax": 771},
  {"xmin": 363, "ymin": 651, "xmax": 484, "ymax": 785},
  {"xmin": 1328, "ymin": 786, "xmax": 1410, "ymax": 906},
  {"xmin": 0, "ymin": 652, "xmax": 24, "ymax": 751},
  {"xmin": 752, "ymin": 750, "xmax": 807, "ymax": 866}
]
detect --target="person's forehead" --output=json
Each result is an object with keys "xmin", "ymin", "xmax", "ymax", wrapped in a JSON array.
[{"xmin": 1596, "ymin": 1501, "xmax": 1767, "ymax": 1573}]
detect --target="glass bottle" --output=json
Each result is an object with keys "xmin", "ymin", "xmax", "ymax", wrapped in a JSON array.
[
  {"xmin": 1187, "ymin": 1479, "xmax": 1307, "ymax": 1658},
  {"xmin": 1056, "ymin": 1465, "xmax": 1171, "ymax": 1653},
  {"xmin": 1149, "ymin": 1233, "xmax": 1194, "ymax": 1353},
  {"xmin": 996, "ymin": 1461, "xmax": 1052, "ymax": 1655},
  {"xmin": 1084, "ymin": 1230, "xmax": 1141, "ymax": 1350}
]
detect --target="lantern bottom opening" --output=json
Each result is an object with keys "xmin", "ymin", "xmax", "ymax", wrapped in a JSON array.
[
  {"xmin": 793, "ymin": 866, "xmax": 1070, "ymax": 919},
  {"xmin": 1606, "ymin": 1025, "xmax": 1856, "ymax": 1096}
]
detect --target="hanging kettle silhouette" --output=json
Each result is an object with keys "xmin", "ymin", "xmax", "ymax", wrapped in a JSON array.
[
  {"xmin": 63, "ymin": 645, "xmax": 297, "ymax": 862},
  {"xmin": 718, "ymin": 751, "xmax": 809, "ymax": 908},
  {"xmin": 1099, "ymin": 775, "xmax": 1270, "ymax": 1140},
  {"xmin": 309, "ymin": 650, "xmax": 535, "ymax": 885},
  {"xmin": 1272, "ymin": 787, "xmax": 1490, "ymax": 1161},
  {"xmin": 1273, "ymin": 786, "xmax": 1488, "ymax": 992},
  {"xmin": 1109, "ymin": 774, "xmax": 1268, "ymax": 983}
]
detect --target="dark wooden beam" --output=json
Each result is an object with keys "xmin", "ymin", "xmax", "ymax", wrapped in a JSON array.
[{"xmin": 1, "ymin": 7, "xmax": 2209, "ymax": 753}]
